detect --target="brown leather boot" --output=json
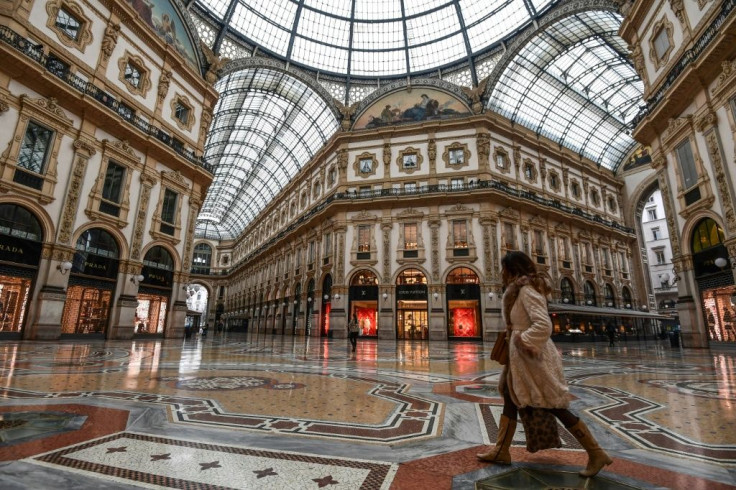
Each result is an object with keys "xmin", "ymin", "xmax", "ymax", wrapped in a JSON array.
[
  {"xmin": 569, "ymin": 419, "xmax": 613, "ymax": 477},
  {"xmin": 477, "ymin": 414, "xmax": 517, "ymax": 464}
]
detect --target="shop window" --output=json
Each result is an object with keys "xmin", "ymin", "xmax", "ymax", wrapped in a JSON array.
[
  {"xmin": 61, "ymin": 287, "xmax": 112, "ymax": 334},
  {"xmin": 135, "ymin": 293, "xmax": 168, "ymax": 334},
  {"xmin": 703, "ymin": 286, "xmax": 736, "ymax": 342},
  {"xmin": 160, "ymin": 188, "xmax": 178, "ymax": 235},
  {"xmin": 446, "ymin": 267, "xmax": 480, "ymax": 338}
]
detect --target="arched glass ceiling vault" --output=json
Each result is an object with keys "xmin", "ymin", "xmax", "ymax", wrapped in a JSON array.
[
  {"xmin": 194, "ymin": 0, "xmax": 557, "ymax": 80},
  {"xmin": 195, "ymin": 67, "xmax": 339, "ymax": 240},
  {"xmin": 489, "ymin": 10, "xmax": 642, "ymax": 171}
]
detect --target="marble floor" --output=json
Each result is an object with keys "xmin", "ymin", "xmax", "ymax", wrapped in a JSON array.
[{"xmin": 0, "ymin": 333, "xmax": 734, "ymax": 489}]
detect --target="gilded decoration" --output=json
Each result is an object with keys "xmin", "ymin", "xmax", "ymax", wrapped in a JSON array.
[
  {"xmin": 657, "ymin": 170, "xmax": 681, "ymax": 256},
  {"xmin": 182, "ymin": 201, "xmax": 199, "ymax": 271},
  {"xmin": 429, "ymin": 218, "xmax": 440, "ymax": 281},
  {"xmin": 131, "ymin": 176, "xmax": 155, "ymax": 260},
  {"xmin": 459, "ymin": 76, "xmax": 490, "ymax": 114},
  {"xmin": 333, "ymin": 99, "xmax": 359, "ymax": 131},
  {"xmin": 668, "ymin": 0, "xmax": 685, "ymax": 25},
  {"xmin": 396, "ymin": 147, "xmax": 424, "ymax": 175},
  {"xmin": 117, "ymin": 52, "xmax": 152, "ymax": 98},
  {"xmin": 382, "ymin": 143, "xmax": 391, "ymax": 167},
  {"xmin": 382, "ymin": 222, "xmax": 391, "ymax": 278},
  {"xmin": 200, "ymin": 109, "xmax": 213, "ymax": 143},
  {"xmin": 629, "ymin": 43, "xmax": 648, "ymax": 88},
  {"xmin": 649, "ymin": 16, "xmax": 675, "ymax": 71},
  {"xmin": 703, "ymin": 130, "xmax": 736, "ymax": 232},
  {"xmin": 201, "ymin": 43, "xmax": 230, "ymax": 84},
  {"xmin": 158, "ymin": 70, "xmax": 171, "ymax": 102},
  {"xmin": 353, "ymin": 152, "xmax": 378, "ymax": 178},
  {"xmin": 442, "ymin": 142, "xmax": 471, "ymax": 170},
  {"xmin": 0, "ymin": 97, "xmax": 9, "ymax": 113},
  {"xmin": 493, "ymin": 146, "xmax": 511, "ymax": 174},
  {"xmin": 476, "ymin": 133, "xmax": 490, "ymax": 168},
  {"xmin": 170, "ymin": 93, "xmax": 195, "ymax": 132},
  {"xmin": 161, "ymin": 169, "xmax": 189, "ymax": 190},
  {"xmin": 45, "ymin": 0, "xmax": 93, "ymax": 53},
  {"xmin": 101, "ymin": 22, "xmax": 120, "ymax": 61},
  {"xmin": 428, "ymin": 139, "xmax": 437, "ymax": 171},
  {"xmin": 58, "ymin": 148, "xmax": 92, "ymax": 244}
]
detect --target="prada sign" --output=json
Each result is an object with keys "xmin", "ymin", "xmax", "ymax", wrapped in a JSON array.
[
  {"xmin": 0, "ymin": 236, "xmax": 42, "ymax": 266},
  {"xmin": 142, "ymin": 266, "xmax": 173, "ymax": 288},
  {"xmin": 72, "ymin": 252, "xmax": 119, "ymax": 279}
]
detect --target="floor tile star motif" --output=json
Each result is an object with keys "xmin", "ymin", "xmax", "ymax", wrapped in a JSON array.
[{"xmin": 31, "ymin": 432, "xmax": 398, "ymax": 489}]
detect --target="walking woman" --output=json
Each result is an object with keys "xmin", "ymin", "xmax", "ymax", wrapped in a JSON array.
[
  {"xmin": 477, "ymin": 251, "xmax": 612, "ymax": 477},
  {"xmin": 347, "ymin": 314, "xmax": 359, "ymax": 352}
]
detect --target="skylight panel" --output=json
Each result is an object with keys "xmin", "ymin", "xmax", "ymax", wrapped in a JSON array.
[
  {"xmin": 354, "ymin": 0, "xmax": 402, "ymax": 20},
  {"xmin": 303, "ymin": 0, "xmax": 352, "ymax": 18},
  {"xmin": 352, "ymin": 49, "xmax": 406, "ymax": 76},
  {"xmin": 298, "ymin": 8, "xmax": 350, "ymax": 47},
  {"xmin": 291, "ymin": 37, "xmax": 349, "ymax": 73},
  {"xmin": 405, "ymin": 6, "xmax": 459, "ymax": 45},
  {"xmin": 231, "ymin": 4, "xmax": 291, "ymax": 56},
  {"xmin": 352, "ymin": 20, "xmax": 404, "ymax": 50},
  {"xmin": 409, "ymin": 34, "xmax": 466, "ymax": 72},
  {"xmin": 200, "ymin": 0, "xmax": 230, "ymax": 20},
  {"xmin": 403, "ymin": 0, "xmax": 450, "ymax": 16}
]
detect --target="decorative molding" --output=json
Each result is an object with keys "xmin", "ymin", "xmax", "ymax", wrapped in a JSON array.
[
  {"xmin": 703, "ymin": 130, "xmax": 736, "ymax": 232},
  {"xmin": 353, "ymin": 210, "xmax": 379, "ymax": 222},
  {"xmin": 396, "ymin": 208, "xmax": 425, "ymax": 220},
  {"xmin": 103, "ymin": 138, "xmax": 140, "ymax": 162},
  {"xmin": 523, "ymin": 159, "xmax": 538, "ymax": 183},
  {"xmin": 334, "ymin": 98, "xmax": 359, "ymax": 131},
  {"xmin": 396, "ymin": 147, "xmax": 424, "ymax": 175},
  {"xmin": 201, "ymin": 42, "xmax": 231, "ymax": 84},
  {"xmin": 131, "ymin": 176, "xmax": 155, "ymax": 260},
  {"xmin": 668, "ymin": 0, "xmax": 686, "ymax": 26},
  {"xmin": 713, "ymin": 60, "xmax": 736, "ymax": 97},
  {"xmin": 161, "ymin": 170, "xmax": 190, "ymax": 190},
  {"xmin": 117, "ymin": 51, "xmax": 152, "ymax": 98},
  {"xmin": 492, "ymin": 146, "xmax": 511, "ymax": 174},
  {"xmin": 428, "ymin": 138, "xmax": 436, "ymax": 172},
  {"xmin": 649, "ymin": 16, "xmax": 675, "ymax": 72},
  {"xmin": 157, "ymin": 70, "xmax": 171, "ymax": 102},
  {"xmin": 442, "ymin": 142, "xmax": 471, "ymax": 170},
  {"xmin": 353, "ymin": 151, "xmax": 378, "ymax": 178},
  {"xmin": 45, "ymin": 0, "xmax": 93, "ymax": 53},
  {"xmin": 460, "ymin": 75, "xmax": 490, "ymax": 114},
  {"xmin": 27, "ymin": 95, "xmax": 73, "ymax": 127},
  {"xmin": 0, "ymin": 97, "xmax": 9, "ymax": 113},
  {"xmin": 100, "ymin": 22, "xmax": 120, "ymax": 61},
  {"xmin": 354, "ymin": 78, "xmax": 471, "ymax": 117},
  {"xmin": 58, "ymin": 152, "xmax": 90, "ymax": 244},
  {"xmin": 497, "ymin": 206, "xmax": 520, "ymax": 220},
  {"xmin": 657, "ymin": 170, "xmax": 681, "ymax": 257},
  {"xmin": 170, "ymin": 92, "xmax": 195, "ymax": 132},
  {"xmin": 629, "ymin": 43, "xmax": 649, "ymax": 90},
  {"xmin": 476, "ymin": 133, "xmax": 490, "ymax": 169}
]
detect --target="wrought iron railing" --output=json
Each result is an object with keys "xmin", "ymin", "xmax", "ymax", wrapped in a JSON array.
[
  {"xmin": 230, "ymin": 178, "xmax": 635, "ymax": 274},
  {"xmin": 0, "ymin": 25, "xmax": 213, "ymax": 173},
  {"xmin": 630, "ymin": 0, "xmax": 735, "ymax": 128}
]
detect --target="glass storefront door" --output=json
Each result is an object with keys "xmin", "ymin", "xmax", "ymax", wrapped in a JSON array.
[
  {"xmin": 397, "ymin": 303, "xmax": 427, "ymax": 340},
  {"xmin": 61, "ymin": 285, "xmax": 112, "ymax": 335},
  {"xmin": 702, "ymin": 285, "xmax": 736, "ymax": 342},
  {"xmin": 135, "ymin": 293, "xmax": 169, "ymax": 334},
  {"xmin": 0, "ymin": 273, "xmax": 32, "ymax": 334}
]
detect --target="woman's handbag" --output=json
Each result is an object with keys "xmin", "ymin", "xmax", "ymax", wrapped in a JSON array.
[
  {"xmin": 490, "ymin": 330, "xmax": 509, "ymax": 365},
  {"xmin": 519, "ymin": 407, "xmax": 562, "ymax": 453}
]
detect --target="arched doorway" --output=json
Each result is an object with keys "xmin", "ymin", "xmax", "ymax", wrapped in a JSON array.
[
  {"xmin": 691, "ymin": 218, "xmax": 735, "ymax": 342},
  {"xmin": 349, "ymin": 270, "xmax": 378, "ymax": 337},
  {"xmin": 321, "ymin": 275, "xmax": 332, "ymax": 337},
  {"xmin": 184, "ymin": 284, "xmax": 208, "ymax": 333},
  {"xmin": 137, "ymin": 246, "xmax": 174, "ymax": 336},
  {"xmin": 61, "ymin": 228, "xmax": 120, "ymax": 337},
  {"xmin": 0, "ymin": 204, "xmax": 44, "ymax": 338},
  {"xmin": 396, "ymin": 268, "xmax": 428, "ymax": 340},
  {"xmin": 446, "ymin": 267, "xmax": 481, "ymax": 339}
]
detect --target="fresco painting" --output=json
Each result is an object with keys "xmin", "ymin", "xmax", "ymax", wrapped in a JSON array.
[
  {"xmin": 354, "ymin": 88, "xmax": 471, "ymax": 130},
  {"xmin": 126, "ymin": 0, "xmax": 199, "ymax": 69}
]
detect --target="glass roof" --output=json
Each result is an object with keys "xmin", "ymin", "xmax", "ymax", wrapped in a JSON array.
[
  {"xmin": 488, "ymin": 10, "xmax": 642, "ymax": 171},
  {"xmin": 195, "ymin": 67, "xmax": 339, "ymax": 240},
  {"xmin": 194, "ymin": 0, "xmax": 556, "ymax": 77}
]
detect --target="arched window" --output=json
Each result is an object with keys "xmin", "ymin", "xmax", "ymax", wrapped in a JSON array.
[
  {"xmin": 447, "ymin": 267, "xmax": 479, "ymax": 284},
  {"xmin": 397, "ymin": 268, "xmax": 427, "ymax": 285},
  {"xmin": 604, "ymin": 283, "xmax": 615, "ymax": 308},
  {"xmin": 75, "ymin": 228, "xmax": 119, "ymax": 258},
  {"xmin": 143, "ymin": 246, "xmax": 174, "ymax": 271},
  {"xmin": 560, "ymin": 278, "xmax": 575, "ymax": 303},
  {"xmin": 584, "ymin": 281, "xmax": 597, "ymax": 306},
  {"xmin": 0, "ymin": 203, "xmax": 43, "ymax": 241},
  {"xmin": 192, "ymin": 242, "xmax": 212, "ymax": 275},
  {"xmin": 622, "ymin": 287, "xmax": 632, "ymax": 308},
  {"xmin": 351, "ymin": 270, "xmax": 378, "ymax": 285},
  {"xmin": 691, "ymin": 218, "xmax": 725, "ymax": 253}
]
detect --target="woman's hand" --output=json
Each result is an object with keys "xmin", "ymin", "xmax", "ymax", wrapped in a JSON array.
[{"xmin": 513, "ymin": 333, "xmax": 540, "ymax": 358}]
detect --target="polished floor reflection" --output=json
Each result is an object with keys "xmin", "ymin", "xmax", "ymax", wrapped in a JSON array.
[{"xmin": 0, "ymin": 333, "xmax": 734, "ymax": 489}]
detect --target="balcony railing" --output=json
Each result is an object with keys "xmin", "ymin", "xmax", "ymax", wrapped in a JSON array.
[
  {"xmin": 230, "ymin": 178, "xmax": 635, "ymax": 274},
  {"xmin": 631, "ymin": 0, "xmax": 735, "ymax": 128},
  {"xmin": 0, "ymin": 25, "xmax": 212, "ymax": 173}
]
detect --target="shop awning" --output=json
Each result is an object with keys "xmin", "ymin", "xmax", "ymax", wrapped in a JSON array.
[{"xmin": 548, "ymin": 303, "xmax": 669, "ymax": 320}]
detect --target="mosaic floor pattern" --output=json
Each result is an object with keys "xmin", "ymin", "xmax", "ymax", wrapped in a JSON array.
[{"xmin": 0, "ymin": 334, "xmax": 734, "ymax": 489}]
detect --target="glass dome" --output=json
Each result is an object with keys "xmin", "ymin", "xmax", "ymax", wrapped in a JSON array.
[{"xmin": 194, "ymin": 0, "xmax": 556, "ymax": 77}]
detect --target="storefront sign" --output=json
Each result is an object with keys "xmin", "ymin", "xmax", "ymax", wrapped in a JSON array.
[
  {"xmin": 142, "ymin": 266, "xmax": 173, "ymax": 288},
  {"xmin": 446, "ymin": 284, "xmax": 480, "ymax": 299},
  {"xmin": 397, "ymin": 285, "xmax": 427, "ymax": 300},
  {"xmin": 349, "ymin": 285, "xmax": 378, "ymax": 300},
  {"xmin": 72, "ymin": 252, "xmax": 119, "ymax": 279},
  {"xmin": 0, "ymin": 237, "xmax": 42, "ymax": 266}
]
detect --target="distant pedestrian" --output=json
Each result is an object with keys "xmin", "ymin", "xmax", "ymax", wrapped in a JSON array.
[
  {"xmin": 347, "ymin": 315, "xmax": 359, "ymax": 352},
  {"xmin": 606, "ymin": 323, "xmax": 616, "ymax": 347}
]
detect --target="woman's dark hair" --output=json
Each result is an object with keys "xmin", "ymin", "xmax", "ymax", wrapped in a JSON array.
[{"xmin": 501, "ymin": 250, "xmax": 551, "ymax": 295}]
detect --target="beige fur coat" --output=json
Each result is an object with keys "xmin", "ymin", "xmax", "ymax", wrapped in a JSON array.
[{"xmin": 500, "ymin": 277, "xmax": 570, "ymax": 409}]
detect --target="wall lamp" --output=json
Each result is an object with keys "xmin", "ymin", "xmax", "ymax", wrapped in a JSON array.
[
  {"xmin": 57, "ymin": 261, "xmax": 73, "ymax": 275},
  {"xmin": 487, "ymin": 292, "xmax": 494, "ymax": 300},
  {"xmin": 324, "ymin": 294, "xmax": 330, "ymax": 301},
  {"xmin": 382, "ymin": 292, "xmax": 388, "ymax": 301},
  {"xmin": 307, "ymin": 297, "xmax": 312, "ymax": 303},
  {"xmin": 433, "ymin": 292, "xmax": 439, "ymax": 301},
  {"xmin": 333, "ymin": 293, "xmax": 340, "ymax": 300},
  {"xmin": 130, "ymin": 274, "xmax": 145, "ymax": 285}
]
